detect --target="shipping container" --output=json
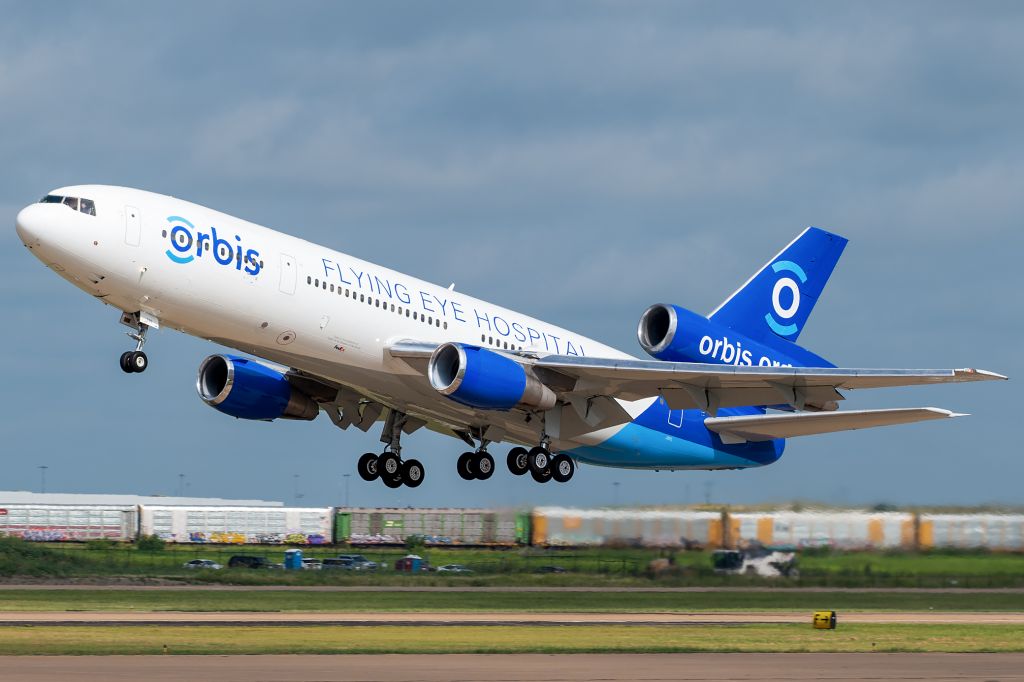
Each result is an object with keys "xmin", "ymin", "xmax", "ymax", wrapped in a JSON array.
[
  {"xmin": 730, "ymin": 511, "xmax": 915, "ymax": 549},
  {"xmin": 336, "ymin": 508, "xmax": 529, "ymax": 545},
  {"xmin": 918, "ymin": 514, "xmax": 1024, "ymax": 551},
  {"xmin": 531, "ymin": 507, "xmax": 723, "ymax": 547},
  {"xmin": 0, "ymin": 504, "xmax": 137, "ymax": 542},
  {"xmin": 139, "ymin": 505, "xmax": 332, "ymax": 544}
]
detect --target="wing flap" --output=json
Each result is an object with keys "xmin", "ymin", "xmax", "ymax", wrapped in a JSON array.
[{"xmin": 704, "ymin": 407, "xmax": 963, "ymax": 444}]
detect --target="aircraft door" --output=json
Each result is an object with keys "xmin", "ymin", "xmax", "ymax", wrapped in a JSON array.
[
  {"xmin": 279, "ymin": 254, "xmax": 296, "ymax": 294},
  {"xmin": 125, "ymin": 206, "xmax": 141, "ymax": 246}
]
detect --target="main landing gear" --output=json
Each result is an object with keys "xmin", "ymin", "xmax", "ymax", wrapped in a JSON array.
[
  {"xmin": 118, "ymin": 311, "xmax": 153, "ymax": 374},
  {"xmin": 358, "ymin": 409, "xmax": 424, "ymax": 488},
  {"xmin": 506, "ymin": 444, "xmax": 575, "ymax": 484},
  {"xmin": 456, "ymin": 448, "xmax": 495, "ymax": 481}
]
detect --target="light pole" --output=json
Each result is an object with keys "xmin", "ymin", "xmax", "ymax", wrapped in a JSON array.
[
  {"xmin": 342, "ymin": 474, "xmax": 351, "ymax": 508},
  {"xmin": 612, "ymin": 481, "xmax": 620, "ymax": 507},
  {"xmin": 178, "ymin": 473, "xmax": 185, "ymax": 497},
  {"xmin": 293, "ymin": 474, "xmax": 302, "ymax": 502},
  {"xmin": 38, "ymin": 465, "xmax": 48, "ymax": 494}
]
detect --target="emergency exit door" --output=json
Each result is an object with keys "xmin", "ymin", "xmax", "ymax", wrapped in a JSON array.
[
  {"xmin": 125, "ymin": 206, "xmax": 141, "ymax": 246},
  {"xmin": 279, "ymin": 254, "xmax": 296, "ymax": 294}
]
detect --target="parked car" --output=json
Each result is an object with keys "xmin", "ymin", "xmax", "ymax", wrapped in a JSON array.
[
  {"xmin": 436, "ymin": 564, "xmax": 473, "ymax": 574},
  {"xmin": 337, "ymin": 554, "xmax": 378, "ymax": 570},
  {"xmin": 301, "ymin": 558, "xmax": 323, "ymax": 570},
  {"xmin": 183, "ymin": 559, "xmax": 222, "ymax": 570},
  {"xmin": 228, "ymin": 555, "xmax": 275, "ymax": 569},
  {"xmin": 534, "ymin": 565, "xmax": 567, "ymax": 574},
  {"xmin": 322, "ymin": 557, "xmax": 355, "ymax": 570}
]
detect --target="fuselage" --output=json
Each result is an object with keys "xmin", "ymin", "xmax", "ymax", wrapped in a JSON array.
[{"xmin": 15, "ymin": 185, "xmax": 783, "ymax": 471}]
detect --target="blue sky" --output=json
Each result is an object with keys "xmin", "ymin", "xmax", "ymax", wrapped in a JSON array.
[{"xmin": 1, "ymin": 2, "xmax": 1020, "ymax": 508}]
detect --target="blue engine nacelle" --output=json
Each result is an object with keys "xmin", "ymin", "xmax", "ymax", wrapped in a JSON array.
[
  {"xmin": 196, "ymin": 355, "xmax": 319, "ymax": 421},
  {"xmin": 637, "ymin": 304, "xmax": 833, "ymax": 368},
  {"xmin": 428, "ymin": 343, "xmax": 556, "ymax": 411}
]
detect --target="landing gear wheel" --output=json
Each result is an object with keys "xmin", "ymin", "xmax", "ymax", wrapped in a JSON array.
[
  {"xmin": 378, "ymin": 452, "xmax": 402, "ymax": 481},
  {"xmin": 456, "ymin": 451, "xmax": 476, "ymax": 480},
  {"xmin": 119, "ymin": 351, "xmax": 134, "ymax": 374},
  {"xmin": 528, "ymin": 446, "xmax": 551, "ymax": 474},
  {"xmin": 128, "ymin": 350, "xmax": 148, "ymax": 373},
  {"xmin": 531, "ymin": 466, "xmax": 553, "ymax": 483},
  {"xmin": 473, "ymin": 452, "xmax": 495, "ymax": 480},
  {"xmin": 382, "ymin": 472, "xmax": 403, "ymax": 488},
  {"xmin": 357, "ymin": 453, "xmax": 380, "ymax": 481},
  {"xmin": 403, "ymin": 459, "xmax": 425, "ymax": 488},
  {"xmin": 507, "ymin": 447, "xmax": 529, "ymax": 476},
  {"xmin": 551, "ymin": 454, "xmax": 575, "ymax": 483}
]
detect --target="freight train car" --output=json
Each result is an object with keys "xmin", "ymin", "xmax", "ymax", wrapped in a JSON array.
[
  {"xmin": 531, "ymin": 507, "xmax": 723, "ymax": 547},
  {"xmin": 335, "ymin": 508, "xmax": 529, "ymax": 546},
  {"xmin": 919, "ymin": 514, "xmax": 1024, "ymax": 551},
  {"xmin": 0, "ymin": 504, "xmax": 137, "ymax": 542},
  {"xmin": 729, "ymin": 510, "xmax": 915, "ymax": 550},
  {"xmin": 139, "ymin": 505, "xmax": 333, "ymax": 544}
]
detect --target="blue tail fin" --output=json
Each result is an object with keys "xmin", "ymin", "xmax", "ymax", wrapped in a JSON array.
[{"xmin": 708, "ymin": 227, "xmax": 847, "ymax": 343}]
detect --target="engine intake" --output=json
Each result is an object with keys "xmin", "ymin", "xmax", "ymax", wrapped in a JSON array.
[
  {"xmin": 197, "ymin": 354, "xmax": 319, "ymax": 421},
  {"xmin": 428, "ymin": 343, "xmax": 556, "ymax": 411}
]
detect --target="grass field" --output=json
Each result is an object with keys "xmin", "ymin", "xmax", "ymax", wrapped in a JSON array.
[
  {"xmin": 0, "ymin": 624, "xmax": 1020, "ymax": 655},
  {"xmin": 2, "ymin": 589, "xmax": 1023, "ymax": 612}
]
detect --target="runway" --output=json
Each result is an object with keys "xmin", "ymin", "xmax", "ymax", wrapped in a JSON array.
[
  {"xmin": 1, "ymin": 610, "xmax": 1021, "ymax": 626},
  {"xmin": 1, "ymin": 653, "xmax": 1022, "ymax": 681}
]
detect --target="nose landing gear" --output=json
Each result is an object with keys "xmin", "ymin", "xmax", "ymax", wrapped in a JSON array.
[{"xmin": 118, "ymin": 311, "xmax": 155, "ymax": 374}]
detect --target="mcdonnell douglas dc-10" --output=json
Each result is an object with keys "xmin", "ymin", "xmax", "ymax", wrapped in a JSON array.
[{"xmin": 15, "ymin": 186, "xmax": 1005, "ymax": 488}]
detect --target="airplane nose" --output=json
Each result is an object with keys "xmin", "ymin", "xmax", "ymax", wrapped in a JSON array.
[{"xmin": 15, "ymin": 203, "xmax": 45, "ymax": 245}]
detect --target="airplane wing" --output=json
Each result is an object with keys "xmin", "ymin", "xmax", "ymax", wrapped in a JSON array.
[
  {"xmin": 704, "ymin": 407, "xmax": 963, "ymax": 444},
  {"xmin": 533, "ymin": 355, "xmax": 1006, "ymax": 413}
]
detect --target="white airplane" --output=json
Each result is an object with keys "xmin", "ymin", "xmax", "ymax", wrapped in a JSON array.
[{"xmin": 15, "ymin": 186, "xmax": 1005, "ymax": 488}]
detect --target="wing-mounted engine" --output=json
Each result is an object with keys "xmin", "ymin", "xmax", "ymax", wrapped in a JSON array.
[
  {"xmin": 197, "ymin": 354, "xmax": 319, "ymax": 421},
  {"xmin": 638, "ymin": 303, "xmax": 833, "ymax": 369},
  {"xmin": 428, "ymin": 343, "xmax": 556, "ymax": 411}
]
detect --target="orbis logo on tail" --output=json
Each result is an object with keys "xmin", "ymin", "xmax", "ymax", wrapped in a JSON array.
[
  {"xmin": 164, "ymin": 216, "xmax": 262, "ymax": 276},
  {"xmin": 765, "ymin": 260, "xmax": 807, "ymax": 338}
]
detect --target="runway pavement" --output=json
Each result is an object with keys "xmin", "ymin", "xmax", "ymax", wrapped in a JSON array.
[
  {"xmin": 1, "ymin": 610, "xmax": 1022, "ymax": 626},
  {"xmin": 1, "ymin": 653, "xmax": 1022, "ymax": 681}
]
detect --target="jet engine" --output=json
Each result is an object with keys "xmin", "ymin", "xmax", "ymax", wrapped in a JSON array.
[
  {"xmin": 428, "ymin": 343, "xmax": 556, "ymax": 411},
  {"xmin": 196, "ymin": 354, "xmax": 319, "ymax": 421}
]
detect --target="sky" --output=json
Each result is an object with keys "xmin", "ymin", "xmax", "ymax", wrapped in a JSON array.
[{"xmin": 0, "ymin": 2, "xmax": 1020, "ymax": 509}]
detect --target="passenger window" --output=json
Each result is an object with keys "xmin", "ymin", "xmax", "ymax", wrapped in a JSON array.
[
  {"xmin": 330, "ymin": 284, "xmax": 335, "ymax": 292},
  {"xmin": 360, "ymin": 294, "xmax": 365, "ymax": 302},
  {"xmin": 307, "ymin": 276, "xmax": 312, "ymax": 285},
  {"xmin": 314, "ymin": 279, "xmax": 320, "ymax": 287},
  {"xmin": 323, "ymin": 281, "xmax": 327, "ymax": 290},
  {"xmin": 79, "ymin": 198, "xmax": 96, "ymax": 216},
  {"xmin": 390, "ymin": 304, "xmax": 395, "ymax": 312},
  {"xmin": 413, "ymin": 312, "xmax": 418, "ymax": 321},
  {"xmin": 398, "ymin": 306, "xmax": 402, "ymax": 315},
  {"xmin": 345, "ymin": 289, "xmax": 350, "ymax": 297},
  {"xmin": 427, "ymin": 316, "xmax": 432, "ymax": 325},
  {"xmin": 436, "ymin": 319, "xmax": 441, "ymax": 328},
  {"xmin": 443, "ymin": 321, "xmax": 448, "ymax": 330}
]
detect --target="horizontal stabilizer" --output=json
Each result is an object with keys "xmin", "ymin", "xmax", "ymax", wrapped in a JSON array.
[{"xmin": 704, "ymin": 407, "xmax": 964, "ymax": 444}]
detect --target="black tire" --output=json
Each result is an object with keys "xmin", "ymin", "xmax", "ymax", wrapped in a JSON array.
[
  {"xmin": 378, "ymin": 452, "xmax": 402, "ymax": 480},
  {"xmin": 474, "ymin": 451, "xmax": 495, "ymax": 480},
  {"xmin": 551, "ymin": 454, "xmax": 575, "ymax": 483},
  {"xmin": 456, "ymin": 451, "xmax": 476, "ymax": 480},
  {"xmin": 382, "ymin": 472, "xmax": 403, "ymax": 488},
  {"xmin": 531, "ymin": 466, "xmax": 553, "ymax": 483},
  {"xmin": 357, "ymin": 452, "xmax": 379, "ymax": 481},
  {"xmin": 129, "ymin": 350, "xmax": 148, "ymax": 373},
  {"xmin": 403, "ymin": 459, "xmax": 425, "ymax": 488},
  {"xmin": 506, "ymin": 447, "xmax": 529, "ymax": 475},
  {"xmin": 528, "ymin": 446, "xmax": 550, "ymax": 474},
  {"xmin": 119, "ymin": 351, "xmax": 134, "ymax": 374}
]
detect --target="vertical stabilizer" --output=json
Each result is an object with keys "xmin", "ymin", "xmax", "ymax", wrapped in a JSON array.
[{"xmin": 708, "ymin": 227, "xmax": 847, "ymax": 343}]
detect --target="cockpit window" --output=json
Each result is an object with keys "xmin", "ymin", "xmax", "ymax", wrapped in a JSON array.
[{"xmin": 39, "ymin": 194, "xmax": 96, "ymax": 216}]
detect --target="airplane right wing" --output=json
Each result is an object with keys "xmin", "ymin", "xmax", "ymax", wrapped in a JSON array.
[{"xmin": 704, "ymin": 407, "xmax": 963, "ymax": 444}]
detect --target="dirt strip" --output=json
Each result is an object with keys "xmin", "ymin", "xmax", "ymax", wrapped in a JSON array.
[{"xmin": 1, "ymin": 653, "xmax": 1023, "ymax": 681}]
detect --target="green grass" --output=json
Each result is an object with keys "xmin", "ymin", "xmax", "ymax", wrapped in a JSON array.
[
  {"xmin": 2, "ymin": 588, "xmax": 1023, "ymax": 612},
  {"xmin": 0, "ymin": 624, "xmax": 1020, "ymax": 654}
]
